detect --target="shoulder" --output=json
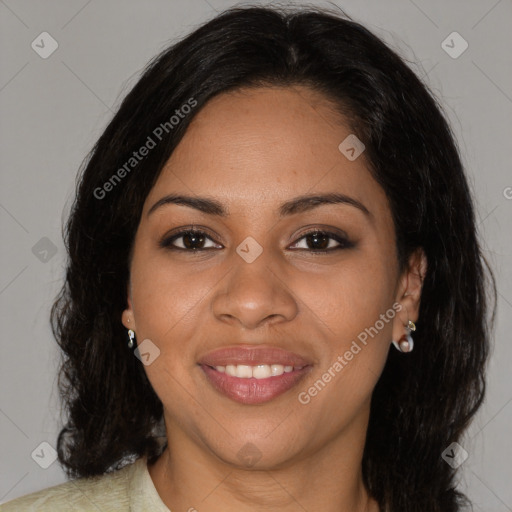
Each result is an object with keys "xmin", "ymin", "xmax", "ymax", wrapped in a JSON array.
[{"xmin": 0, "ymin": 458, "xmax": 141, "ymax": 512}]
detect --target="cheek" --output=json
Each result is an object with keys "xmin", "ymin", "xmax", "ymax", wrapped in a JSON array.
[
  {"xmin": 128, "ymin": 254, "xmax": 209, "ymax": 408},
  {"xmin": 293, "ymin": 250, "xmax": 395, "ymax": 395},
  {"xmin": 129, "ymin": 247, "xmax": 210, "ymax": 364},
  {"xmin": 297, "ymin": 271, "xmax": 393, "ymax": 423},
  {"xmin": 296, "ymin": 250, "xmax": 396, "ymax": 341}
]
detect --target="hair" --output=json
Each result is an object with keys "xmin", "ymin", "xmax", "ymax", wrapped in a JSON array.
[{"xmin": 51, "ymin": 4, "xmax": 497, "ymax": 511}]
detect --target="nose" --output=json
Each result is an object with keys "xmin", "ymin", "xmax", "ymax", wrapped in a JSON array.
[{"xmin": 211, "ymin": 250, "xmax": 299, "ymax": 330}]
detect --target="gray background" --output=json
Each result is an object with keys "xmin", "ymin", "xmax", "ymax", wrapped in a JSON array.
[{"xmin": 0, "ymin": 0, "xmax": 511, "ymax": 509}]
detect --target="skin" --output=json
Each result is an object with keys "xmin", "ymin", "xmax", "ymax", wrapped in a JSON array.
[{"xmin": 121, "ymin": 85, "xmax": 427, "ymax": 512}]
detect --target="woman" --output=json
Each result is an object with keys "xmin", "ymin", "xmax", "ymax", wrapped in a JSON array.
[{"xmin": 1, "ymin": 4, "xmax": 496, "ymax": 512}]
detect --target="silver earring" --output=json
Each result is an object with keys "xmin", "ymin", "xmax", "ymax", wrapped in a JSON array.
[
  {"xmin": 127, "ymin": 329, "xmax": 135, "ymax": 349},
  {"xmin": 392, "ymin": 320, "xmax": 416, "ymax": 353}
]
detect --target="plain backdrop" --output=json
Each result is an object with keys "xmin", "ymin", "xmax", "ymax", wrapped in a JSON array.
[{"xmin": 0, "ymin": 0, "xmax": 511, "ymax": 509}]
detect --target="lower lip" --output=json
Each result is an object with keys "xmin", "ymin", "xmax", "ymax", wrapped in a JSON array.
[{"xmin": 200, "ymin": 364, "xmax": 312, "ymax": 405}]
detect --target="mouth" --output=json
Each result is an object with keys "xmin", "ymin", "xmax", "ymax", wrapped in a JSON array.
[
  {"xmin": 200, "ymin": 364, "xmax": 312, "ymax": 405},
  {"xmin": 197, "ymin": 345, "xmax": 313, "ymax": 405}
]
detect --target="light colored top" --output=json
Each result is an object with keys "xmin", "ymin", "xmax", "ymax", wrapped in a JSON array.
[{"xmin": 0, "ymin": 456, "xmax": 171, "ymax": 511}]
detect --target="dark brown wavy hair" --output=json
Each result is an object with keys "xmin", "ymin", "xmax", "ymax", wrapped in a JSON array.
[{"xmin": 51, "ymin": 4, "xmax": 497, "ymax": 511}]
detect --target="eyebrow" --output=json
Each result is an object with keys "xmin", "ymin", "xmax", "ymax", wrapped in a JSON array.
[{"xmin": 147, "ymin": 192, "xmax": 372, "ymax": 220}]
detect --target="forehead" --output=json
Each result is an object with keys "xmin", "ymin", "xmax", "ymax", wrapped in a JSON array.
[{"xmin": 143, "ymin": 85, "xmax": 387, "ymax": 219}]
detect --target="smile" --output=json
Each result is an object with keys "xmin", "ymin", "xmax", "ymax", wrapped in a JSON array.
[
  {"xmin": 200, "ymin": 364, "xmax": 312, "ymax": 404},
  {"xmin": 213, "ymin": 363, "xmax": 305, "ymax": 378}
]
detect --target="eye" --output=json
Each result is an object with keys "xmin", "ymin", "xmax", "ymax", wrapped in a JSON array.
[
  {"xmin": 289, "ymin": 229, "xmax": 354, "ymax": 253},
  {"xmin": 159, "ymin": 228, "xmax": 222, "ymax": 251},
  {"xmin": 159, "ymin": 227, "xmax": 353, "ymax": 253}
]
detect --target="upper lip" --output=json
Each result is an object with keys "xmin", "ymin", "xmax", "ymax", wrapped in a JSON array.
[{"xmin": 198, "ymin": 345, "xmax": 313, "ymax": 368}]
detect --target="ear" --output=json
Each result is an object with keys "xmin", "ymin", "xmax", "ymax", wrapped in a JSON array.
[
  {"xmin": 121, "ymin": 281, "xmax": 136, "ymax": 331},
  {"xmin": 392, "ymin": 247, "xmax": 427, "ymax": 343}
]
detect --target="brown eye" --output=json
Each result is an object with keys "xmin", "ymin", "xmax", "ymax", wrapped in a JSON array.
[
  {"xmin": 160, "ymin": 229, "xmax": 221, "ymax": 251},
  {"xmin": 290, "ymin": 230, "xmax": 354, "ymax": 252}
]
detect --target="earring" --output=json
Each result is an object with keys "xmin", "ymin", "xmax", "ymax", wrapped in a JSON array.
[
  {"xmin": 392, "ymin": 320, "xmax": 416, "ymax": 353},
  {"xmin": 127, "ymin": 329, "xmax": 135, "ymax": 349}
]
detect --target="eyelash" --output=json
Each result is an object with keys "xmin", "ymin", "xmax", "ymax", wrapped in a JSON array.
[{"xmin": 159, "ymin": 227, "xmax": 354, "ymax": 254}]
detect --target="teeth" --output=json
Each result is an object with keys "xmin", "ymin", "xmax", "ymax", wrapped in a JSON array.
[
  {"xmin": 215, "ymin": 364, "xmax": 302, "ymax": 379},
  {"xmin": 254, "ymin": 364, "xmax": 273, "ymax": 379},
  {"xmin": 235, "ymin": 365, "xmax": 252, "ymax": 378},
  {"xmin": 270, "ymin": 364, "xmax": 284, "ymax": 376}
]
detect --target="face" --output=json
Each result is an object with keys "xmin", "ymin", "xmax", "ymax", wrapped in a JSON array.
[{"xmin": 122, "ymin": 85, "xmax": 425, "ymax": 469}]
